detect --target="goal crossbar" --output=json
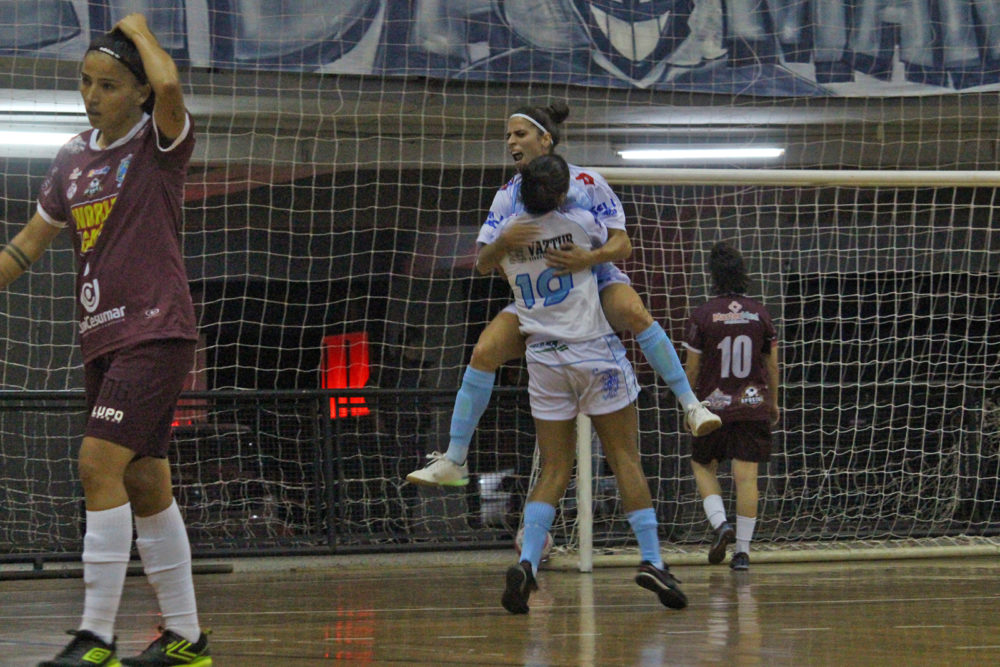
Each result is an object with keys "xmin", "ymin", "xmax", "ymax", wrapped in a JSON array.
[{"xmin": 599, "ymin": 168, "xmax": 1000, "ymax": 187}]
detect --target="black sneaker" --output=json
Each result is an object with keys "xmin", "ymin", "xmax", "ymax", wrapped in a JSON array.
[
  {"xmin": 635, "ymin": 562, "xmax": 688, "ymax": 610},
  {"xmin": 730, "ymin": 552, "xmax": 750, "ymax": 571},
  {"xmin": 501, "ymin": 561, "xmax": 537, "ymax": 614},
  {"xmin": 120, "ymin": 629, "xmax": 211, "ymax": 666},
  {"xmin": 708, "ymin": 523, "xmax": 735, "ymax": 565},
  {"xmin": 38, "ymin": 630, "xmax": 120, "ymax": 667}
]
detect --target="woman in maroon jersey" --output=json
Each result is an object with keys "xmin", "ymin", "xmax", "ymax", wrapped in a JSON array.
[
  {"xmin": 0, "ymin": 14, "xmax": 210, "ymax": 667},
  {"xmin": 682, "ymin": 242, "xmax": 780, "ymax": 572}
]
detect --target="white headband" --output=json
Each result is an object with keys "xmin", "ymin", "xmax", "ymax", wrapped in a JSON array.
[{"xmin": 510, "ymin": 113, "xmax": 549, "ymax": 135}]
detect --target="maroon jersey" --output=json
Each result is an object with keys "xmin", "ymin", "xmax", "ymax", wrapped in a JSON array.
[
  {"xmin": 36, "ymin": 114, "xmax": 197, "ymax": 363},
  {"xmin": 684, "ymin": 294, "xmax": 777, "ymax": 423}
]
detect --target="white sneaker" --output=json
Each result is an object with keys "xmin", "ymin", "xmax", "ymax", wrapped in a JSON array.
[
  {"xmin": 685, "ymin": 402, "xmax": 722, "ymax": 436},
  {"xmin": 406, "ymin": 451, "xmax": 469, "ymax": 487}
]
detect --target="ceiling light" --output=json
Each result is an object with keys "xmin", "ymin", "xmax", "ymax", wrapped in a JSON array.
[
  {"xmin": 617, "ymin": 147, "xmax": 785, "ymax": 161},
  {"xmin": 0, "ymin": 130, "xmax": 78, "ymax": 146}
]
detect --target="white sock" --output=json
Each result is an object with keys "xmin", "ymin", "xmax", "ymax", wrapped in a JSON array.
[
  {"xmin": 735, "ymin": 514, "xmax": 757, "ymax": 554},
  {"xmin": 81, "ymin": 503, "xmax": 133, "ymax": 645},
  {"xmin": 135, "ymin": 500, "xmax": 201, "ymax": 642},
  {"xmin": 702, "ymin": 494, "xmax": 727, "ymax": 530}
]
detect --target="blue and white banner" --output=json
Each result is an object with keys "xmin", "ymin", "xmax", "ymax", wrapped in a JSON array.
[{"xmin": 3, "ymin": 1, "xmax": 999, "ymax": 97}]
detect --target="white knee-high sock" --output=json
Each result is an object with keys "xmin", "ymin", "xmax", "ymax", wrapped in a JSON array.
[
  {"xmin": 81, "ymin": 502, "xmax": 134, "ymax": 644},
  {"xmin": 134, "ymin": 500, "xmax": 201, "ymax": 642},
  {"xmin": 702, "ymin": 494, "xmax": 727, "ymax": 530},
  {"xmin": 735, "ymin": 514, "xmax": 757, "ymax": 554}
]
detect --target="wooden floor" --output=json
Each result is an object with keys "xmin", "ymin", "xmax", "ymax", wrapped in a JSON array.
[{"xmin": 2, "ymin": 554, "xmax": 999, "ymax": 666}]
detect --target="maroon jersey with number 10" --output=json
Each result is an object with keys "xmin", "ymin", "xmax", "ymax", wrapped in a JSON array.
[
  {"xmin": 683, "ymin": 294, "xmax": 777, "ymax": 423},
  {"xmin": 35, "ymin": 114, "xmax": 197, "ymax": 363}
]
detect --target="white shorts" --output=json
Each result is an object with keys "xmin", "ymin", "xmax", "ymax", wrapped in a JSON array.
[
  {"xmin": 526, "ymin": 334, "xmax": 639, "ymax": 421},
  {"xmin": 500, "ymin": 263, "xmax": 631, "ymax": 316}
]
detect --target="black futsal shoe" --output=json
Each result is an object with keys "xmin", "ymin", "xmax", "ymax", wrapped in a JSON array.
[
  {"xmin": 730, "ymin": 552, "xmax": 750, "ymax": 571},
  {"xmin": 38, "ymin": 630, "xmax": 120, "ymax": 667},
  {"xmin": 120, "ymin": 628, "xmax": 210, "ymax": 666},
  {"xmin": 708, "ymin": 522, "xmax": 735, "ymax": 565},
  {"xmin": 635, "ymin": 561, "xmax": 688, "ymax": 609},
  {"xmin": 502, "ymin": 561, "xmax": 538, "ymax": 614}
]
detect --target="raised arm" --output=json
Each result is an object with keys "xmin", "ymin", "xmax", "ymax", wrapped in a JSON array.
[
  {"xmin": 0, "ymin": 213, "xmax": 63, "ymax": 289},
  {"xmin": 115, "ymin": 13, "xmax": 186, "ymax": 141}
]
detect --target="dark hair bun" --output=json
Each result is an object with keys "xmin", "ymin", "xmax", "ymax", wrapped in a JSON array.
[{"xmin": 546, "ymin": 101, "xmax": 569, "ymax": 125}]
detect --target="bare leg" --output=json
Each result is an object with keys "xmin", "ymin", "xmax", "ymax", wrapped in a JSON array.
[{"xmin": 599, "ymin": 284, "xmax": 708, "ymax": 422}]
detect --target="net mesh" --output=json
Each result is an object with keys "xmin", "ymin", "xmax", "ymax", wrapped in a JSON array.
[{"xmin": 0, "ymin": 1, "xmax": 998, "ymax": 558}]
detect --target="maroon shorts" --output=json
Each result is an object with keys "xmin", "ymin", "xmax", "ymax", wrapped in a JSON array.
[
  {"xmin": 84, "ymin": 339, "xmax": 196, "ymax": 458},
  {"xmin": 691, "ymin": 420, "xmax": 772, "ymax": 465}
]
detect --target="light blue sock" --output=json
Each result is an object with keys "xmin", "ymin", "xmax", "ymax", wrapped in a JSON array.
[
  {"xmin": 444, "ymin": 366, "xmax": 495, "ymax": 465},
  {"xmin": 636, "ymin": 322, "xmax": 698, "ymax": 409},
  {"xmin": 627, "ymin": 507, "xmax": 663, "ymax": 570},
  {"xmin": 521, "ymin": 501, "xmax": 556, "ymax": 575}
]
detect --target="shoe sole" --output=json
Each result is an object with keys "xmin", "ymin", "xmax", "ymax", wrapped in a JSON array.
[
  {"xmin": 690, "ymin": 416, "xmax": 722, "ymax": 437},
  {"xmin": 405, "ymin": 473, "xmax": 469, "ymax": 487},
  {"xmin": 708, "ymin": 527, "xmax": 735, "ymax": 565},
  {"xmin": 635, "ymin": 571, "xmax": 688, "ymax": 610},
  {"xmin": 502, "ymin": 565, "xmax": 531, "ymax": 614},
  {"xmin": 121, "ymin": 660, "xmax": 210, "ymax": 667}
]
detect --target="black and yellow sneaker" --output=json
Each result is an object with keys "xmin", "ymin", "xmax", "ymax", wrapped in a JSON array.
[
  {"xmin": 120, "ymin": 629, "xmax": 211, "ymax": 667},
  {"xmin": 38, "ymin": 629, "xmax": 121, "ymax": 666}
]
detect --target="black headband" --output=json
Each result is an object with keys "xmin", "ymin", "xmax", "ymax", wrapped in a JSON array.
[{"xmin": 86, "ymin": 33, "xmax": 147, "ymax": 84}]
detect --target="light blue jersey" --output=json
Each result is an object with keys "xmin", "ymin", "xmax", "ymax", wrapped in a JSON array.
[
  {"xmin": 477, "ymin": 164, "xmax": 625, "ymax": 246},
  {"xmin": 497, "ymin": 207, "xmax": 612, "ymax": 349}
]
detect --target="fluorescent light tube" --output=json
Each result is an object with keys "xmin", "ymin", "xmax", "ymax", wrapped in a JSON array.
[
  {"xmin": 0, "ymin": 130, "xmax": 77, "ymax": 146},
  {"xmin": 618, "ymin": 147, "xmax": 785, "ymax": 161}
]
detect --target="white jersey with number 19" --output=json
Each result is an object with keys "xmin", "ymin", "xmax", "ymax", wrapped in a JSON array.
[{"xmin": 498, "ymin": 207, "xmax": 612, "ymax": 352}]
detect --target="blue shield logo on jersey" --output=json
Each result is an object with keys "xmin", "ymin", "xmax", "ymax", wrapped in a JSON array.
[{"xmin": 572, "ymin": 0, "xmax": 691, "ymax": 83}]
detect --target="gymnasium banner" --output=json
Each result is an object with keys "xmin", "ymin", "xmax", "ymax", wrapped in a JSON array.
[{"xmin": 3, "ymin": 0, "xmax": 1000, "ymax": 97}]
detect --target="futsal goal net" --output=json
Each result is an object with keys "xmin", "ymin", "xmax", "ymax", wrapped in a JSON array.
[
  {"xmin": 541, "ymin": 168, "xmax": 1000, "ymax": 568},
  {"xmin": 0, "ymin": 2, "xmax": 998, "ymax": 563}
]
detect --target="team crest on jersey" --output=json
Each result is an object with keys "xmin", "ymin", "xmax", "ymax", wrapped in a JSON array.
[
  {"xmin": 704, "ymin": 388, "xmax": 732, "ymax": 411},
  {"xmin": 116, "ymin": 155, "xmax": 132, "ymax": 186},
  {"xmin": 739, "ymin": 385, "xmax": 766, "ymax": 407}
]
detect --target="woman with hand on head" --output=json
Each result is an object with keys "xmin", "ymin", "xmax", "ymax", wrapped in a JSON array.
[
  {"xmin": 0, "ymin": 14, "xmax": 210, "ymax": 667},
  {"xmin": 407, "ymin": 101, "xmax": 720, "ymax": 488}
]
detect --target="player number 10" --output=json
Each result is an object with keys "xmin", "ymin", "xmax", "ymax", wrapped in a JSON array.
[{"xmin": 717, "ymin": 334, "xmax": 752, "ymax": 379}]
